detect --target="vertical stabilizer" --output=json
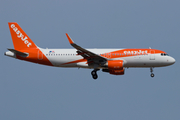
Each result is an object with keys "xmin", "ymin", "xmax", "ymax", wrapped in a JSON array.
[{"xmin": 8, "ymin": 22, "xmax": 37, "ymax": 50}]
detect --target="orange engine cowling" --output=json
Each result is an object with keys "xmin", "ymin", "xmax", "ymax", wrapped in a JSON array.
[
  {"xmin": 108, "ymin": 60, "xmax": 124, "ymax": 70},
  {"xmin": 109, "ymin": 69, "xmax": 125, "ymax": 75}
]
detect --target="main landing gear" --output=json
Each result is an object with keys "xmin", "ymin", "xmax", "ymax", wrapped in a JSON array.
[
  {"xmin": 150, "ymin": 67, "xmax": 155, "ymax": 78},
  {"xmin": 91, "ymin": 69, "xmax": 99, "ymax": 80}
]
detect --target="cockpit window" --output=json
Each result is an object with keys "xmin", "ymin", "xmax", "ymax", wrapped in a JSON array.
[{"xmin": 161, "ymin": 53, "xmax": 169, "ymax": 56}]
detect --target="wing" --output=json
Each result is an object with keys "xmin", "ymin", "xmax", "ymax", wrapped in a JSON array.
[{"xmin": 66, "ymin": 33, "xmax": 107, "ymax": 66}]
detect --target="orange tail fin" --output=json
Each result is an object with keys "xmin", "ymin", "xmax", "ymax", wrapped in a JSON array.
[{"xmin": 8, "ymin": 22, "xmax": 37, "ymax": 50}]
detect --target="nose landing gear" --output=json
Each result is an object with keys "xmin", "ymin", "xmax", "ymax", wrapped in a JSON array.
[
  {"xmin": 150, "ymin": 67, "xmax": 155, "ymax": 77},
  {"xmin": 151, "ymin": 73, "xmax": 155, "ymax": 77}
]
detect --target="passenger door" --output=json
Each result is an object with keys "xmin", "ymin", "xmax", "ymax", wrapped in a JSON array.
[{"xmin": 150, "ymin": 50, "xmax": 155, "ymax": 60}]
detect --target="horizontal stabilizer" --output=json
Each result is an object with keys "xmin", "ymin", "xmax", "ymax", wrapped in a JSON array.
[{"xmin": 8, "ymin": 49, "xmax": 28, "ymax": 57}]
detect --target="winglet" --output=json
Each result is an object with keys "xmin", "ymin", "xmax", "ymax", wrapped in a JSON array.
[
  {"xmin": 66, "ymin": 33, "xmax": 74, "ymax": 44},
  {"xmin": 65, "ymin": 33, "xmax": 108, "ymax": 61}
]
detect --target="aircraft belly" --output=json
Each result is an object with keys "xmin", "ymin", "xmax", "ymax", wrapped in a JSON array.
[{"xmin": 47, "ymin": 56, "xmax": 80, "ymax": 67}]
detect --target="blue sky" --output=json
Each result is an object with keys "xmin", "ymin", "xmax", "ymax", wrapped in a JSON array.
[{"xmin": 1, "ymin": 0, "xmax": 180, "ymax": 120}]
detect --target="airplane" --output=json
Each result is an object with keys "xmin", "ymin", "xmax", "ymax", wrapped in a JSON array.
[{"xmin": 5, "ymin": 22, "xmax": 175, "ymax": 79}]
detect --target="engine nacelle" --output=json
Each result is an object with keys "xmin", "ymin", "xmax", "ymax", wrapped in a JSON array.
[
  {"xmin": 109, "ymin": 69, "xmax": 125, "ymax": 75},
  {"xmin": 102, "ymin": 69, "xmax": 125, "ymax": 75},
  {"xmin": 107, "ymin": 60, "xmax": 124, "ymax": 70},
  {"xmin": 102, "ymin": 60, "xmax": 125, "ymax": 75}
]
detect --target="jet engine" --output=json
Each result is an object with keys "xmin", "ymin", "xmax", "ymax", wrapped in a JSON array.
[
  {"xmin": 102, "ymin": 60, "xmax": 125, "ymax": 75},
  {"xmin": 109, "ymin": 69, "xmax": 125, "ymax": 75},
  {"xmin": 107, "ymin": 60, "xmax": 124, "ymax": 70}
]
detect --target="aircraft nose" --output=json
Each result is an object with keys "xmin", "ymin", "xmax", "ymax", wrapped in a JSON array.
[{"xmin": 169, "ymin": 57, "xmax": 175, "ymax": 65}]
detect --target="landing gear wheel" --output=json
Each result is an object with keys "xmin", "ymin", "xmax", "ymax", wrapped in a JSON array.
[
  {"xmin": 91, "ymin": 71, "xmax": 96, "ymax": 76},
  {"xmin": 151, "ymin": 73, "xmax": 154, "ymax": 78},
  {"xmin": 150, "ymin": 67, "xmax": 155, "ymax": 78},
  {"xmin": 91, "ymin": 70, "xmax": 98, "ymax": 80},
  {"xmin": 92, "ymin": 74, "xmax": 98, "ymax": 79}
]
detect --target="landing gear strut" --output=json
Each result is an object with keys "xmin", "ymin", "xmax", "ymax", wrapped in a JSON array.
[
  {"xmin": 91, "ymin": 69, "xmax": 99, "ymax": 79},
  {"xmin": 150, "ymin": 67, "xmax": 155, "ymax": 77}
]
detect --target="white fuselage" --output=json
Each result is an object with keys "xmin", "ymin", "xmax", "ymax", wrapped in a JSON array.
[{"xmin": 40, "ymin": 48, "xmax": 175, "ymax": 69}]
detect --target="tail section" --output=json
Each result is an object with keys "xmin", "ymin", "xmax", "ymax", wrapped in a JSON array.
[
  {"xmin": 6, "ymin": 22, "xmax": 53, "ymax": 66},
  {"xmin": 8, "ymin": 22, "xmax": 37, "ymax": 50}
]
